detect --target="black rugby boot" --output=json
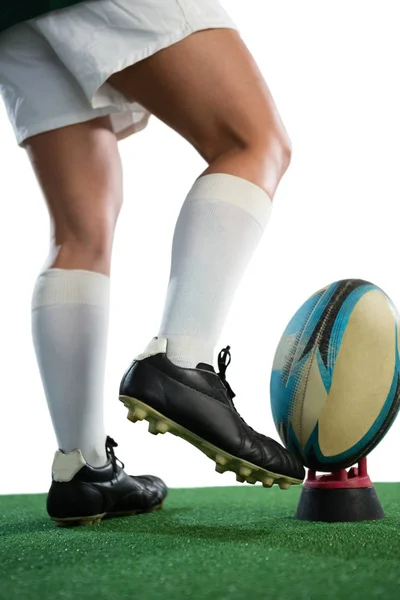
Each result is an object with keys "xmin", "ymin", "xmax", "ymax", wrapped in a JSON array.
[
  {"xmin": 120, "ymin": 338, "xmax": 305, "ymax": 488},
  {"xmin": 47, "ymin": 436, "xmax": 167, "ymax": 527}
]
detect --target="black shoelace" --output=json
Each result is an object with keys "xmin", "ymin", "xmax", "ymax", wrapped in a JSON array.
[
  {"xmin": 106, "ymin": 436, "xmax": 125, "ymax": 473},
  {"xmin": 217, "ymin": 346, "xmax": 256, "ymax": 433},
  {"xmin": 217, "ymin": 346, "xmax": 236, "ymax": 399}
]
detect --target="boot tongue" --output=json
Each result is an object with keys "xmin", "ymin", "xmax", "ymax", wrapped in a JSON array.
[{"xmin": 196, "ymin": 362, "xmax": 216, "ymax": 373}]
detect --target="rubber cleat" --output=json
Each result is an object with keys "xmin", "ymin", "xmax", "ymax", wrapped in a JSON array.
[
  {"xmin": 215, "ymin": 454, "xmax": 228, "ymax": 466},
  {"xmin": 148, "ymin": 421, "xmax": 159, "ymax": 435},
  {"xmin": 55, "ymin": 514, "xmax": 105, "ymax": 527},
  {"xmin": 47, "ymin": 437, "xmax": 167, "ymax": 527},
  {"xmin": 239, "ymin": 466, "xmax": 252, "ymax": 478},
  {"xmin": 127, "ymin": 410, "xmax": 138, "ymax": 423},
  {"xmin": 262, "ymin": 477, "xmax": 274, "ymax": 488},
  {"xmin": 135, "ymin": 407, "xmax": 148, "ymax": 421},
  {"xmin": 156, "ymin": 421, "xmax": 169, "ymax": 434},
  {"xmin": 279, "ymin": 481, "xmax": 291, "ymax": 490},
  {"xmin": 215, "ymin": 464, "xmax": 226, "ymax": 474},
  {"xmin": 236, "ymin": 474, "xmax": 246, "ymax": 483}
]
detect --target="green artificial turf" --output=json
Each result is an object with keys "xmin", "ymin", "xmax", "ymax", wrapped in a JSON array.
[{"xmin": 1, "ymin": 484, "xmax": 400, "ymax": 600}]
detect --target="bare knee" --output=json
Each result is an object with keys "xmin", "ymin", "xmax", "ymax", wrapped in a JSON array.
[
  {"xmin": 205, "ymin": 124, "xmax": 292, "ymax": 199},
  {"xmin": 268, "ymin": 129, "xmax": 292, "ymax": 176},
  {"xmin": 58, "ymin": 218, "xmax": 117, "ymax": 255},
  {"xmin": 248, "ymin": 125, "xmax": 292, "ymax": 179},
  {"xmin": 50, "ymin": 212, "xmax": 118, "ymax": 274},
  {"xmin": 200, "ymin": 116, "xmax": 292, "ymax": 199}
]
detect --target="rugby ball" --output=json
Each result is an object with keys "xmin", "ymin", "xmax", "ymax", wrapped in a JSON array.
[{"xmin": 270, "ymin": 279, "xmax": 400, "ymax": 471}]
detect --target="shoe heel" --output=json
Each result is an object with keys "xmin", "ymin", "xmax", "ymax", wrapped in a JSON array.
[{"xmin": 47, "ymin": 481, "xmax": 107, "ymax": 526}]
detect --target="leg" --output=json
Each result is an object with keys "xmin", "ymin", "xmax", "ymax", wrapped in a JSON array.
[
  {"xmin": 26, "ymin": 117, "xmax": 167, "ymax": 525},
  {"xmin": 109, "ymin": 29, "xmax": 290, "ymax": 367},
  {"xmin": 25, "ymin": 117, "xmax": 122, "ymax": 467},
  {"xmin": 25, "ymin": 117, "xmax": 123, "ymax": 276},
  {"xmin": 109, "ymin": 29, "xmax": 290, "ymax": 199},
  {"xmin": 116, "ymin": 30, "xmax": 304, "ymax": 484}
]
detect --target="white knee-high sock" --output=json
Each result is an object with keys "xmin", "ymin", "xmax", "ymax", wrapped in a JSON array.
[
  {"xmin": 159, "ymin": 174, "xmax": 272, "ymax": 368},
  {"xmin": 31, "ymin": 269, "xmax": 110, "ymax": 467}
]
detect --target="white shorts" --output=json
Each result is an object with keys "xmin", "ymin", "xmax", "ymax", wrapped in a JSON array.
[{"xmin": 0, "ymin": 0, "xmax": 237, "ymax": 145}]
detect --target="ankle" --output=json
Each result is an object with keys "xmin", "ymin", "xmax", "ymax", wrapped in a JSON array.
[{"xmin": 160, "ymin": 335, "xmax": 214, "ymax": 369}]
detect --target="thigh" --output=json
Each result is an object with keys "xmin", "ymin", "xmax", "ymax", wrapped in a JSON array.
[
  {"xmin": 24, "ymin": 117, "xmax": 123, "ymax": 248},
  {"xmin": 108, "ymin": 28, "xmax": 288, "ymax": 161}
]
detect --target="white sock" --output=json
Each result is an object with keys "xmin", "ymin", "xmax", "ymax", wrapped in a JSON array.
[
  {"xmin": 31, "ymin": 268, "xmax": 110, "ymax": 467},
  {"xmin": 159, "ymin": 173, "xmax": 272, "ymax": 368}
]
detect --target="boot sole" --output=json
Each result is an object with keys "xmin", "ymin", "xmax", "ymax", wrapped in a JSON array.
[
  {"xmin": 120, "ymin": 395, "xmax": 303, "ymax": 489},
  {"xmin": 51, "ymin": 502, "xmax": 163, "ymax": 527}
]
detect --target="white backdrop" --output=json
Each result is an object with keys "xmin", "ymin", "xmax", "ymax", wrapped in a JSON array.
[{"xmin": 0, "ymin": 0, "xmax": 399, "ymax": 494}]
